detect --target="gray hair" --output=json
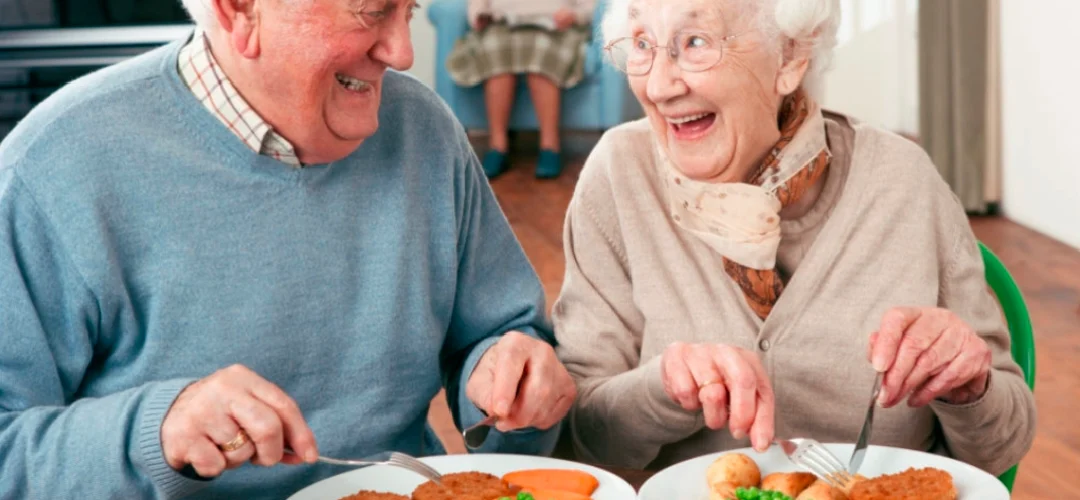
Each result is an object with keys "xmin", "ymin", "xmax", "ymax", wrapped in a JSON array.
[{"xmin": 601, "ymin": 0, "xmax": 841, "ymax": 91}]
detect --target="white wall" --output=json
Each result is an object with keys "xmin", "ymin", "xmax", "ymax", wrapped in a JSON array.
[
  {"xmin": 999, "ymin": 1, "xmax": 1080, "ymax": 250},
  {"xmin": 818, "ymin": 0, "xmax": 919, "ymax": 135},
  {"xmin": 407, "ymin": 3, "xmax": 437, "ymax": 88}
]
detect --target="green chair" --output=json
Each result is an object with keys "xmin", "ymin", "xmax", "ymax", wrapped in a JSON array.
[{"xmin": 979, "ymin": 241, "xmax": 1036, "ymax": 492}]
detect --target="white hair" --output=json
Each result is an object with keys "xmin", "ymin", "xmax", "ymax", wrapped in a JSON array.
[
  {"xmin": 179, "ymin": 0, "xmax": 310, "ymax": 30},
  {"xmin": 601, "ymin": 0, "xmax": 841, "ymax": 91},
  {"xmin": 180, "ymin": 0, "xmax": 213, "ymax": 28}
]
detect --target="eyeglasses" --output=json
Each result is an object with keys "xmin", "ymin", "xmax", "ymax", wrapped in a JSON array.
[{"xmin": 604, "ymin": 31, "xmax": 745, "ymax": 76}]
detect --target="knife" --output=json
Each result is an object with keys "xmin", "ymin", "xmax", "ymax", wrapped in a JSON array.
[{"xmin": 848, "ymin": 371, "xmax": 884, "ymax": 475}]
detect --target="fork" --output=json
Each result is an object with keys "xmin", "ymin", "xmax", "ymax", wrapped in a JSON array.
[
  {"xmin": 775, "ymin": 438, "xmax": 857, "ymax": 490},
  {"xmin": 287, "ymin": 449, "xmax": 442, "ymax": 484}
]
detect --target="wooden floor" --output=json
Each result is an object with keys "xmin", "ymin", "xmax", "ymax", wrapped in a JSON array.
[{"xmin": 428, "ymin": 137, "xmax": 1080, "ymax": 499}]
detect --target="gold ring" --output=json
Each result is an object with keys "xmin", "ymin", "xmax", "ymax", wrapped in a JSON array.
[
  {"xmin": 219, "ymin": 431, "xmax": 249, "ymax": 452},
  {"xmin": 698, "ymin": 378, "xmax": 722, "ymax": 390}
]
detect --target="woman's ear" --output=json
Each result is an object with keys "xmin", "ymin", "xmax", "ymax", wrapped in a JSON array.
[
  {"xmin": 775, "ymin": 39, "xmax": 811, "ymax": 95},
  {"xmin": 212, "ymin": 0, "xmax": 261, "ymax": 59}
]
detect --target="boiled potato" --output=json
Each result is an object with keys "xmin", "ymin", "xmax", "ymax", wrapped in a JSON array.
[
  {"xmin": 761, "ymin": 472, "xmax": 817, "ymax": 497},
  {"xmin": 708, "ymin": 482, "xmax": 740, "ymax": 500},
  {"xmin": 705, "ymin": 453, "xmax": 761, "ymax": 491},
  {"xmin": 791, "ymin": 473, "xmax": 869, "ymax": 500},
  {"xmin": 838, "ymin": 474, "xmax": 867, "ymax": 496},
  {"xmin": 794, "ymin": 479, "xmax": 848, "ymax": 500}
]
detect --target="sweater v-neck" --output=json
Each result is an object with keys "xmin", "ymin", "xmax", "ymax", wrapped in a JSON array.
[
  {"xmin": 760, "ymin": 115, "xmax": 864, "ymax": 343},
  {"xmin": 157, "ymin": 37, "xmax": 344, "ymax": 185}
]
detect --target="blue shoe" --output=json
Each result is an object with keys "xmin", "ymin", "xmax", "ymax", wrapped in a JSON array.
[
  {"xmin": 481, "ymin": 149, "xmax": 509, "ymax": 178},
  {"xmin": 536, "ymin": 149, "xmax": 562, "ymax": 179}
]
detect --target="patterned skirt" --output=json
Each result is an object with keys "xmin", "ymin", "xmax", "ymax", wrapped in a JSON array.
[{"xmin": 446, "ymin": 23, "xmax": 591, "ymax": 89}]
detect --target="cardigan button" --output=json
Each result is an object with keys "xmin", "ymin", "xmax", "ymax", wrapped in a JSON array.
[{"xmin": 758, "ymin": 339, "xmax": 771, "ymax": 351}]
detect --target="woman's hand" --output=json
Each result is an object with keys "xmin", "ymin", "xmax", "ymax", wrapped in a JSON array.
[
  {"xmin": 553, "ymin": 8, "xmax": 576, "ymax": 30},
  {"xmin": 161, "ymin": 365, "xmax": 318, "ymax": 478},
  {"xmin": 869, "ymin": 307, "xmax": 992, "ymax": 408},
  {"xmin": 660, "ymin": 342, "xmax": 775, "ymax": 451}
]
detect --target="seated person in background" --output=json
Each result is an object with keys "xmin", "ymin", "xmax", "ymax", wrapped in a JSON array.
[
  {"xmin": 0, "ymin": 0, "xmax": 576, "ymax": 497},
  {"xmin": 447, "ymin": 0, "xmax": 596, "ymax": 179},
  {"xmin": 552, "ymin": 0, "xmax": 1035, "ymax": 477}
]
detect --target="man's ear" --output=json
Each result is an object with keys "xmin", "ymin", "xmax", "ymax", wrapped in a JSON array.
[
  {"xmin": 775, "ymin": 39, "xmax": 811, "ymax": 95},
  {"xmin": 212, "ymin": 0, "xmax": 261, "ymax": 59}
]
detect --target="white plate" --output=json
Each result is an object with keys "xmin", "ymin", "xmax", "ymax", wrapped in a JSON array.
[
  {"xmin": 638, "ymin": 443, "xmax": 1009, "ymax": 500},
  {"xmin": 289, "ymin": 453, "xmax": 638, "ymax": 500}
]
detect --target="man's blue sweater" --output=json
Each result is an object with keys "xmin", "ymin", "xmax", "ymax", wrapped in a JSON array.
[{"xmin": 0, "ymin": 38, "xmax": 556, "ymax": 499}]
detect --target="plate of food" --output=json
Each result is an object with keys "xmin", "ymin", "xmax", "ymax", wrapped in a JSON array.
[
  {"xmin": 637, "ymin": 443, "xmax": 1009, "ymax": 500},
  {"xmin": 288, "ymin": 453, "xmax": 638, "ymax": 500}
]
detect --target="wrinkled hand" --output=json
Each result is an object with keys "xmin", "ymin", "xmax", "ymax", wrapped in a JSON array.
[
  {"xmin": 161, "ymin": 365, "xmax": 318, "ymax": 478},
  {"xmin": 553, "ymin": 8, "xmax": 576, "ymax": 30},
  {"xmin": 660, "ymin": 342, "xmax": 775, "ymax": 452},
  {"xmin": 466, "ymin": 332, "xmax": 576, "ymax": 432},
  {"xmin": 869, "ymin": 307, "xmax": 992, "ymax": 408}
]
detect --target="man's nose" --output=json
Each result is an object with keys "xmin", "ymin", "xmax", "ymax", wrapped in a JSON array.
[{"xmin": 372, "ymin": 18, "xmax": 415, "ymax": 71}]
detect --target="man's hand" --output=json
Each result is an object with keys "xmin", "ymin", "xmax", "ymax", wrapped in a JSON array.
[
  {"xmin": 161, "ymin": 365, "xmax": 318, "ymax": 478},
  {"xmin": 466, "ymin": 332, "xmax": 576, "ymax": 432}
]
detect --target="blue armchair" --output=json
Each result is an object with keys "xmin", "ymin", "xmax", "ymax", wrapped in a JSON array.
[{"xmin": 426, "ymin": 0, "xmax": 642, "ymax": 131}]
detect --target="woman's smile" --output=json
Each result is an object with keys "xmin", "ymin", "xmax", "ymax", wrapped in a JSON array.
[{"xmin": 666, "ymin": 111, "xmax": 717, "ymax": 141}]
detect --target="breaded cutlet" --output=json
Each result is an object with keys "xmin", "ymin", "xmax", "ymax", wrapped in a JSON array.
[
  {"xmin": 411, "ymin": 471, "xmax": 514, "ymax": 500},
  {"xmin": 338, "ymin": 491, "xmax": 410, "ymax": 500},
  {"xmin": 849, "ymin": 467, "xmax": 956, "ymax": 500}
]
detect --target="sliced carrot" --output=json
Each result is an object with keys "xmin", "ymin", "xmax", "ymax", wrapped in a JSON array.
[
  {"xmin": 502, "ymin": 469, "xmax": 600, "ymax": 496},
  {"xmin": 520, "ymin": 488, "xmax": 593, "ymax": 500}
]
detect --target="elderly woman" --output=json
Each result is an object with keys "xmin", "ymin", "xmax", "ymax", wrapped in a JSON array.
[
  {"xmin": 446, "ymin": 0, "xmax": 596, "ymax": 179},
  {"xmin": 552, "ymin": 0, "xmax": 1036, "ymax": 477}
]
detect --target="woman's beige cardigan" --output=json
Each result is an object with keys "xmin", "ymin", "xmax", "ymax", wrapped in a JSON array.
[{"xmin": 552, "ymin": 113, "xmax": 1036, "ymax": 476}]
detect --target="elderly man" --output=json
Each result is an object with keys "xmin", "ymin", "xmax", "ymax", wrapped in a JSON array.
[{"xmin": 0, "ymin": 0, "xmax": 576, "ymax": 498}]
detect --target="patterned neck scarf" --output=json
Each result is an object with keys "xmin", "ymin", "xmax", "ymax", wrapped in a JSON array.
[{"xmin": 663, "ymin": 88, "xmax": 831, "ymax": 320}]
